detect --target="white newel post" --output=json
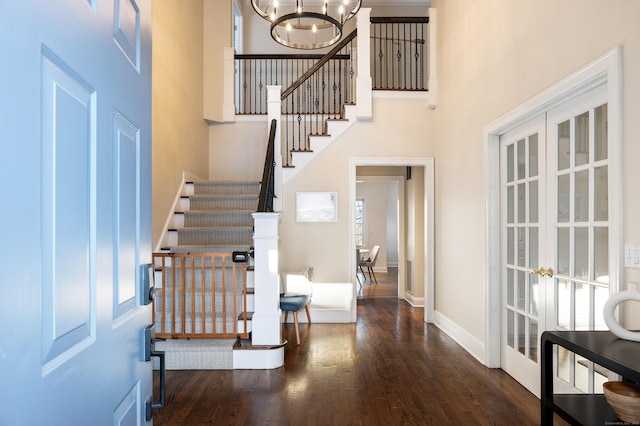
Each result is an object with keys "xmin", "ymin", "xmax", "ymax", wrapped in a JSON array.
[
  {"xmin": 356, "ymin": 8, "xmax": 372, "ymax": 119},
  {"xmin": 267, "ymin": 85, "xmax": 283, "ymax": 212},
  {"xmin": 251, "ymin": 212, "xmax": 282, "ymax": 345}
]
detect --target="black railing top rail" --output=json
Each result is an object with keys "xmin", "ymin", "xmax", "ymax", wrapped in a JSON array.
[
  {"xmin": 281, "ymin": 28, "xmax": 358, "ymax": 101},
  {"xmin": 370, "ymin": 16, "xmax": 429, "ymax": 24},
  {"xmin": 257, "ymin": 119, "xmax": 277, "ymax": 213},
  {"xmin": 235, "ymin": 53, "xmax": 350, "ymax": 60}
]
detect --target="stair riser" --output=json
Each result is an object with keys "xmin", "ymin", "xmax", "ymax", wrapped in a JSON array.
[
  {"xmin": 183, "ymin": 211, "xmax": 254, "ymax": 228},
  {"xmin": 177, "ymin": 228, "xmax": 253, "ymax": 246},
  {"xmin": 190, "ymin": 197, "xmax": 258, "ymax": 211},
  {"xmin": 193, "ymin": 182, "xmax": 261, "ymax": 195}
]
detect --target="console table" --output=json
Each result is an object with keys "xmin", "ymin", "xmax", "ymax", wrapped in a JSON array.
[{"xmin": 541, "ymin": 330, "xmax": 640, "ymax": 425}]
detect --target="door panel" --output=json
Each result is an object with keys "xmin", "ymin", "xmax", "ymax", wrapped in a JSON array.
[
  {"xmin": 501, "ymin": 115, "xmax": 546, "ymax": 397},
  {"xmin": 546, "ymin": 85, "xmax": 613, "ymax": 394},
  {"xmin": 0, "ymin": 0, "xmax": 152, "ymax": 424}
]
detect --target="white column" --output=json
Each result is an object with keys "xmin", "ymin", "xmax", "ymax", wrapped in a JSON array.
[
  {"xmin": 356, "ymin": 8, "xmax": 372, "ymax": 119},
  {"xmin": 251, "ymin": 212, "xmax": 282, "ymax": 346},
  {"xmin": 267, "ymin": 85, "xmax": 283, "ymax": 212},
  {"xmin": 427, "ymin": 8, "xmax": 437, "ymax": 109}
]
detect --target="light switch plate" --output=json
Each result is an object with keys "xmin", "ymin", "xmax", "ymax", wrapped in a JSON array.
[{"xmin": 624, "ymin": 244, "xmax": 640, "ymax": 268}]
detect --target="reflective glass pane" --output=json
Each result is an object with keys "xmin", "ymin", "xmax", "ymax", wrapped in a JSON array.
[
  {"xmin": 595, "ymin": 364, "xmax": 611, "ymax": 393},
  {"xmin": 595, "ymin": 165, "xmax": 608, "ymax": 221},
  {"xmin": 507, "ymin": 309, "xmax": 514, "ymax": 348},
  {"xmin": 557, "ymin": 279, "xmax": 571, "ymax": 328},
  {"xmin": 558, "ymin": 174, "xmax": 570, "ymax": 222},
  {"xmin": 529, "ymin": 180, "xmax": 538, "ymax": 223},
  {"xmin": 507, "ymin": 144, "xmax": 514, "ymax": 182},
  {"xmin": 574, "ymin": 227, "xmax": 589, "ymax": 280},
  {"xmin": 594, "ymin": 227, "xmax": 609, "ymax": 285},
  {"xmin": 575, "ymin": 111, "xmax": 590, "ymax": 167},
  {"xmin": 529, "ymin": 318, "xmax": 538, "ymax": 362},
  {"xmin": 518, "ymin": 313, "xmax": 526, "ymax": 356},
  {"xmin": 517, "ymin": 138, "xmax": 526, "ymax": 180},
  {"xmin": 518, "ymin": 227, "xmax": 526, "ymax": 267},
  {"xmin": 507, "ymin": 269, "xmax": 514, "ymax": 306},
  {"xmin": 595, "ymin": 103, "xmax": 608, "ymax": 162},
  {"xmin": 557, "ymin": 228, "xmax": 570, "ymax": 275},
  {"xmin": 529, "ymin": 273, "xmax": 539, "ymax": 316},
  {"xmin": 518, "ymin": 183, "xmax": 526, "ymax": 223},
  {"xmin": 507, "ymin": 227, "xmax": 514, "ymax": 265},
  {"xmin": 557, "ymin": 346, "xmax": 571, "ymax": 383},
  {"xmin": 575, "ymin": 282, "xmax": 591, "ymax": 331},
  {"xmin": 595, "ymin": 286, "xmax": 609, "ymax": 330},
  {"xmin": 575, "ymin": 170, "xmax": 589, "ymax": 222},
  {"xmin": 517, "ymin": 270, "xmax": 526, "ymax": 311},
  {"xmin": 507, "ymin": 185, "xmax": 514, "ymax": 223},
  {"xmin": 529, "ymin": 133, "xmax": 538, "ymax": 177},
  {"xmin": 558, "ymin": 120, "xmax": 571, "ymax": 171},
  {"xmin": 529, "ymin": 227, "xmax": 539, "ymax": 268},
  {"xmin": 575, "ymin": 354, "xmax": 590, "ymax": 392}
]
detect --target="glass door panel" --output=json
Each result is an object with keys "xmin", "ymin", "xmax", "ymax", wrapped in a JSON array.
[{"xmin": 548, "ymin": 87, "xmax": 611, "ymax": 393}]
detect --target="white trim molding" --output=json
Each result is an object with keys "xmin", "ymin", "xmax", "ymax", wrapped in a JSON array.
[{"xmin": 434, "ymin": 311, "xmax": 486, "ymax": 365}]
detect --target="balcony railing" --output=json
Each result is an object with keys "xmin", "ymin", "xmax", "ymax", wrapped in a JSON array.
[
  {"xmin": 233, "ymin": 16, "xmax": 428, "ymax": 167},
  {"xmin": 371, "ymin": 17, "xmax": 429, "ymax": 91}
]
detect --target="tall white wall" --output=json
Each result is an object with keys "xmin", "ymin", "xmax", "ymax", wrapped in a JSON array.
[{"xmin": 431, "ymin": 0, "xmax": 640, "ymax": 342}]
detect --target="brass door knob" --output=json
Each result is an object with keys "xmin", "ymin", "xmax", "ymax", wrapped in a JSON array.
[{"xmin": 528, "ymin": 267, "xmax": 554, "ymax": 277}]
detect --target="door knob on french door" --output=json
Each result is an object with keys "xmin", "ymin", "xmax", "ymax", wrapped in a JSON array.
[{"xmin": 528, "ymin": 267, "xmax": 554, "ymax": 277}]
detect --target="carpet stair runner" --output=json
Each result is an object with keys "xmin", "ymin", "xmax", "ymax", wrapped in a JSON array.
[{"xmin": 155, "ymin": 180, "xmax": 259, "ymax": 370}]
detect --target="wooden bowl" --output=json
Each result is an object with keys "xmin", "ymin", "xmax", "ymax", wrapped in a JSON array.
[{"xmin": 603, "ymin": 381, "xmax": 640, "ymax": 424}]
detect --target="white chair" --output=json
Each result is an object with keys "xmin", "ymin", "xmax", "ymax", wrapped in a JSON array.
[{"xmin": 358, "ymin": 245, "xmax": 380, "ymax": 284}]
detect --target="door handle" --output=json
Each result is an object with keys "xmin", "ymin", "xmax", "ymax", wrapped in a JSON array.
[
  {"xmin": 528, "ymin": 267, "xmax": 554, "ymax": 278},
  {"xmin": 145, "ymin": 350, "xmax": 165, "ymax": 421},
  {"xmin": 143, "ymin": 325, "xmax": 165, "ymax": 421}
]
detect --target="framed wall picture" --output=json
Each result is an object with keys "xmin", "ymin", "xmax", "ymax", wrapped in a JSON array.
[{"xmin": 296, "ymin": 192, "xmax": 338, "ymax": 222}]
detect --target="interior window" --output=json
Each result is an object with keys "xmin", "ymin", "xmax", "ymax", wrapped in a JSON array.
[{"xmin": 355, "ymin": 198, "xmax": 365, "ymax": 246}]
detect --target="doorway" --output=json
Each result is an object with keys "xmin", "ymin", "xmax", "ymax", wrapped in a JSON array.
[
  {"xmin": 355, "ymin": 174, "xmax": 402, "ymax": 299},
  {"xmin": 349, "ymin": 157, "xmax": 435, "ymax": 323}
]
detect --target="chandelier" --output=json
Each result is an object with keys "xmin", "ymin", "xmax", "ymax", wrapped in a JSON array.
[{"xmin": 251, "ymin": 0, "xmax": 362, "ymax": 49}]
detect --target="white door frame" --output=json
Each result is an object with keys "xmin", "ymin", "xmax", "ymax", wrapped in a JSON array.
[
  {"xmin": 349, "ymin": 157, "xmax": 435, "ymax": 323},
  {"xmin": 483, "ymin": 46, "xmax": 623, "ymax": 368}
]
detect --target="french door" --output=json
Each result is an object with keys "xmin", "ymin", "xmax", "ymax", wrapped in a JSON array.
[{"xmin": 501, "ymin": 84, "xmax": 614, "ymax": 397}]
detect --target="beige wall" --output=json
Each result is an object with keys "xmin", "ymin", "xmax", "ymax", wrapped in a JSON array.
[
  {"xmin": 209, "ymin": 121, "xmax": 269, "ymax": 181},
  {"xmin": 279, "ymin": 99, "xmax": 435, "ymax": 283},
  {"xmin": 432, "ymin": 0, "xmax": 640, "ymax": 342},
  {"xmin": 152, "ymin": 0, "xmax": 210, "ymax": 245}
]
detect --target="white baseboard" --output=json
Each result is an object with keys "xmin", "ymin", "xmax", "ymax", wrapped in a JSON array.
[
  {"xmin": 404, "ymin": 293, "xmax": 424, "ymax": 307},
  {"xmin": 153, "ymin": 170, "xmax": 207, "ymax": 252},
  {"xmin": 433, "ymin": 311, "xmax": 486, "ymax": 366}
]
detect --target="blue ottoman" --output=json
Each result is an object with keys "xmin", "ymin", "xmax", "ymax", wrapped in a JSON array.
[{"xmin": 280, "ymin": 295, "xmax": 311, "ymax": 345}]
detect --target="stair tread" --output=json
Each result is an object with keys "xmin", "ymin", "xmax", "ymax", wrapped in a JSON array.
[{"xmin": 233, "ymin": 339, "xmax": 287, "ymax": 350}]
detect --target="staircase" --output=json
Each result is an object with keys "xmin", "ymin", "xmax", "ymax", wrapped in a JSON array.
[{"xmin": 154, "ymin": 180, "xmax": 260, "ymax": 370}]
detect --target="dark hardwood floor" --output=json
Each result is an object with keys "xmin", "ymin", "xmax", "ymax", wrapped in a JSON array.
[
  {"xmin": 152, "ymin": 296, "xmax": 556, "ymax": 425},
  {"xmin": 358, "ymin": 267, "xmax": 398, "ymax": 299}
]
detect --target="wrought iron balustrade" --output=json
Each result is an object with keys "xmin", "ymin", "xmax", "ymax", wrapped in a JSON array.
[
  {"xmin": 235, "ymin": 54, "xmax": 351, "ymax": 115},
  {"xmin": 370, "ymin": 16, "xmax": 429, "ymax": 91}
]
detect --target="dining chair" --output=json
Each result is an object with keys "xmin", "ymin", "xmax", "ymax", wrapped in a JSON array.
[{"xmin": 358, "ymin": 245, "xmax": 380, "ymax": 284}]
